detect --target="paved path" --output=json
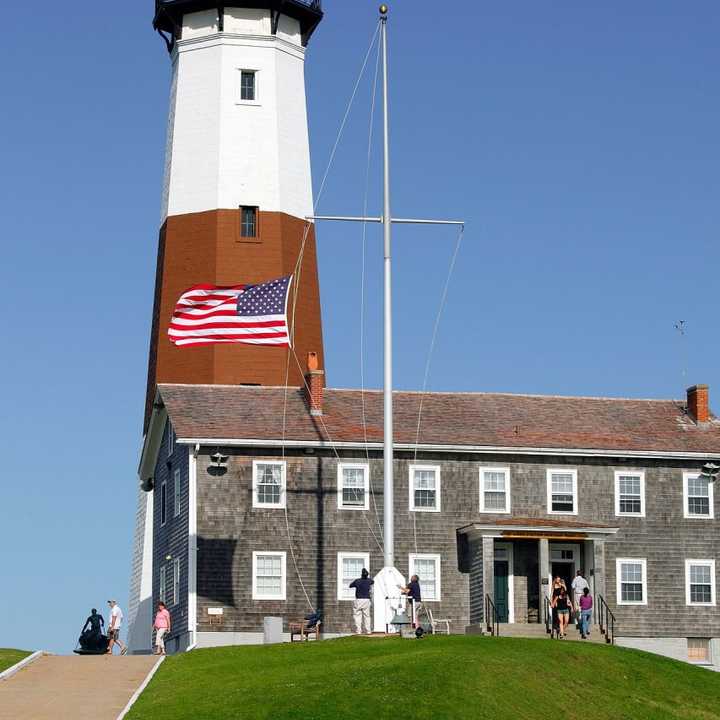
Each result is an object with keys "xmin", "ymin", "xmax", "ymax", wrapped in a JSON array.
[{"xmin": 0, "ymin": 654, "xmax": 159, "ymax": 720}]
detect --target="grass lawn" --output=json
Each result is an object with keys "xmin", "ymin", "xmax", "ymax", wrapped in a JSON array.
[
  {"xmin": 0, "ymin": 648, "xmax": 31, "ymax": 674},
  {"xmin": 126, "ymin": 635, "xmax": 720, "ymax": 720}
]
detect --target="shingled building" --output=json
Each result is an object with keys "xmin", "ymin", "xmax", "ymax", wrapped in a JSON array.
[{"xmin": 131, "ymin": 376, "xmax": 720, "ymax": 669}]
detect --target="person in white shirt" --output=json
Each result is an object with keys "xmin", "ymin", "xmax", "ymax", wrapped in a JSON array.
[
  {"xmin": 106, "ymin": 600, "xmax": 128, "ymax": 655},
  {"xmin": 571, "ymin": 571, "xmax": 589, "ymax": 612}
]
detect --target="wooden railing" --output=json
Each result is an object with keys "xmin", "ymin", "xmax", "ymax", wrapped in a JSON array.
[
  {"xmin": 485, "ymin": 594, "xmax": 500, "ymax": 637},
  {"xmin": 597, "ymin": 594, "xmax": 615, "ymax": 644}
]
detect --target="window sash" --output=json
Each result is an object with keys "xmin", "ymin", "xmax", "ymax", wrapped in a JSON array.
[
  {"xmin": 254, "ymin": 554, "xmax": 284, "ymax": 598},
  {"xmin": 339, "ymin": 555, "xmax": 368, "ymax": 601},
  {"xmin": 160, "ymin": 481, "xmax": 167, "ymax": 526},
  {"xmin": 617, "ymin": 559, "xmax": 646, "ymax": 604},
  {"xmin": 410, "ymin": 554, "xmax": 440, "ymax": 601},
  {"xmin": 340, "ymin": 466, "xmax": 367, "ymax": 509},
  {"xmin": 410, "ymin": 467, "xmax": 440, "ymax": 511},
  {"xmin": 173, "ymin": 559, "xmax": 180, "ymax": 606},
  {"xmin": 159, "ymin": 566, "xmax": 167, "ymax": 604},
  {"xmin": 687, "ymin": 561, "xmax": 715, "ymax": 605},
  {"xmin": 548, "ymin": 470, "xmax": 576, "ymax": 514},
  {"xmin": 240, "ymin": 71, "xmax": 256, "ymax": 100},
  {"xmin": 685, "ymin": 473, "xmax": 713, "ymax": 518},
  {"xmin": 241, "ymin": 206, "xmax": 257, "ymax": 238},
  {"xmin": 254, "ymin": 462, "xmax": 284, "ymax": 507},
  {"xmin": 481, "ymin": 469, "xmax": 509, "ymax": 512},
  {"xmin": 173, "ymin": 469, "xmax": 181, "ymax": 517},
  {"xmin": 616, "ymin": 473, "xmax": 643, "ymax": 515}
]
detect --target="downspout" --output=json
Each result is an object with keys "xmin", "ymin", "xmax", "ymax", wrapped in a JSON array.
[{"xmin": 187, "ymin": 443, "xmax": 199, "ymax": 651}]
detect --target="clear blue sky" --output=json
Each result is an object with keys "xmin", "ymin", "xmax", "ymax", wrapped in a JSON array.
[{"xmin": 0, "ymin": 1, "xmax": 718, "ymax": 654}]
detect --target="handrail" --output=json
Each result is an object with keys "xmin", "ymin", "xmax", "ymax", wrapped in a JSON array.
[
  {"xmin": 597, "ymin": 594, "xmax": 615, "ymax": 645},
  {"xmin": 485, "ymin": 594, "xmax": 500, "ymax": 637}
]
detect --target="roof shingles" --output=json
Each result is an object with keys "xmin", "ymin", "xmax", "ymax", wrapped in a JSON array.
[{"xmin": 159, "ymin": 384, "xmax": 720, "ymax": 455}]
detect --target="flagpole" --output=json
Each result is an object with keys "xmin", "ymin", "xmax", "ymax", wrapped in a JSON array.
[{"xmin": 380, "ymin": 4, "xmax": 394, "ymax": 569}]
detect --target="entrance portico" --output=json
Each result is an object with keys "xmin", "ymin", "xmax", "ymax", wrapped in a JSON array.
[{"xmin": 460, "ymin": 518, "xmax": 618, "ymax": 629}]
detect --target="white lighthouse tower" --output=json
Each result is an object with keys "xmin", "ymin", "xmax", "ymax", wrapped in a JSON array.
[
  {"xmin": 143, "ymin": 0, "xmax": 325, "ymax": 420},
  {"xmin": 128, "ymin": 0, "xmax": 325, "ymax": 652}
]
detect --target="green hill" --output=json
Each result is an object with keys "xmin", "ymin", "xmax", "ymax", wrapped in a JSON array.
[
  {"xmin": 127, "ymin": 636, "xmax": 720, "ymax": 720},
  {"xmin": 0, "ymin": 649, "xmax": 31, "ymax": 674}
]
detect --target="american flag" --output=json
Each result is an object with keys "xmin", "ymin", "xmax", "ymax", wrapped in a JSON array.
[{"xmin": 168, "ymin": 276, "xmax": 292, "ymax": 347}]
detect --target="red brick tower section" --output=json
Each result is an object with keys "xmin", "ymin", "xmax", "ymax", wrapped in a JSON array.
[{"xmin": 145, "ymin": 211, "xmax": 324, "ymax": 424}]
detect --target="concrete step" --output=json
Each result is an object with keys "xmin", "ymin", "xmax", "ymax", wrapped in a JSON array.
[
  {"xmin": 0, "ymin": 654, "xmax": 159, "ymax": 720},
  {"xmin": 466, "ymin": 623, "xmax": 608, "ymax": 644}
]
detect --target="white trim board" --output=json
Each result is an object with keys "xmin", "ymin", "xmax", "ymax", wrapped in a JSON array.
[
  {"xmin": 0, "ymin": 650, "xmax": 46, "ymax": 681},
  {"xmin": 176, "ymin": 437, "xmax": 720, "ymax": 461},
  {"xmin": 116, "ymin": 656, "xmax": 165, "ymax": 720}
]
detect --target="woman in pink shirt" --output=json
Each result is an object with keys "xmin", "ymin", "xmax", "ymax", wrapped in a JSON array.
[
  {"xmin": 153, "ymin": 602, "xmax": 172, "ymax": 655},
  {"xmin": 578, "ymin": 588, "xmax": 593, "ymax": 639}
]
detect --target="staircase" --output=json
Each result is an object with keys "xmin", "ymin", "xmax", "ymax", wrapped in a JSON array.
[{"xmin": 0, "ymin": 654, "xmax": 159, "ymax": 720}]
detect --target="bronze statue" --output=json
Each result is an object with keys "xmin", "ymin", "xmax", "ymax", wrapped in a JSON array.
[{"xmin": 75, "ymin": 608, "xmax": 109, "ymax": 654}]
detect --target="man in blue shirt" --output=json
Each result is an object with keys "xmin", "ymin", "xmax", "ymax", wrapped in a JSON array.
[
  {"xmin": 349, "ymin": 569, "xmax": 374, "ymax": 635},
  {"xmin": 402, "ymin": 575, "xmax": 423, "ymax": 628}
]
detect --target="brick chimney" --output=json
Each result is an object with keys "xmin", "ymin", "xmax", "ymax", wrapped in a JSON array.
[
  {"xmin": 305, "ymin": 352, "xmax": 324, "ymax": 416},
  {"xmin": 687, "ymin": 384, "xmax": 710, "ymax": 423}
]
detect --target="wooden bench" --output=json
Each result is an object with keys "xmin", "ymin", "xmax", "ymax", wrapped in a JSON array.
[{"xmin": 289, "ymin": 619, "xmax": 322, "ymax": 642}]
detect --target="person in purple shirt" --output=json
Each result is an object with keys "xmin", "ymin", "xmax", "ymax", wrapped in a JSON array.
[{"xmin": 579, "ymin": 587, "xmax": 593, "ymax": 639}]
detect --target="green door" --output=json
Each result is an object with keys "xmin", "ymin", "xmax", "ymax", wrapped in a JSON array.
[{"xmin": 494, "ymin": 560, "xmax": 510, "ymax": 622}]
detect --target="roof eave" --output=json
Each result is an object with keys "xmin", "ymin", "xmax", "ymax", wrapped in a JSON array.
[
  {"xmin": 138, "ymin": 390, "xmax": 168, "ymax": 490},
  {"xmin": 173, "ymin": 436, "xmax": 720, "ymax": 462}
]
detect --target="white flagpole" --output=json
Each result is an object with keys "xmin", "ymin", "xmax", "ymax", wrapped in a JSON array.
[{"xmin": 380, "ymin": 5, "xmax": 394, "ymax": 569}]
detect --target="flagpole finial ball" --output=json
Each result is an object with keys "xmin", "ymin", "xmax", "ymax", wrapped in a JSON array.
[{"xmin": 379, "ymin": 4, "xmax": 388, "ymax": 16}]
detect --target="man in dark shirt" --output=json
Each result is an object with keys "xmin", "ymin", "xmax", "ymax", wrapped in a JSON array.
[
  {"xmin": 349, "ymin": 568, "xmax": 374, "ymax": 635},
  {"xmin": 402, "ymin": 575, "xmax": 423, "ymax": 628}
]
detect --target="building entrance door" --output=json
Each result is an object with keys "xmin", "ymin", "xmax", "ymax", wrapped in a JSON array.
[
  {"xmin": 494, "ymin": 560, "xmax": 510, "ymax": 623},
  {"xmin": 551, "ymin": 562, "xmax": 574, "ymax": 597}
]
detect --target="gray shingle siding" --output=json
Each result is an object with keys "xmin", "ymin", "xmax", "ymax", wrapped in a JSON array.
[
  {"xmin": 152, "ymin": 423, "xmax": 190, "ymax": 641},
  {"xmin": 185, "ymin": 446, "xmax": 718, "ymax": 638}
]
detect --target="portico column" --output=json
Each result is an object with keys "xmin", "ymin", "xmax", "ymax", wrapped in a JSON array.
[
  {"xmin": 538, "ymin": 538, "xmax": 549, "ymax": 623},
  {"xmin": 482, "ymin": 536, "xmax": 495, "ymax": 625},
  {"xmin": 591, "ymin": 539, "xmax": 606, "ymax": 626}
]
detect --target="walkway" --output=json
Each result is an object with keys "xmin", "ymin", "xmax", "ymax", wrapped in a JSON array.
[{"xmin": 0, "ymin": 654, "xmax": 159, "ymax": 720}]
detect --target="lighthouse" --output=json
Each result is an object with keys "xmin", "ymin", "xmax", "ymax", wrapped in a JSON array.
[{"xmin": 145, "ymin": 0, "xmax": 325, "ymax": 423}]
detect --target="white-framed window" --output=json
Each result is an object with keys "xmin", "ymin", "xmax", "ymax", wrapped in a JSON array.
[
  {"xmin": 237, "ymin": 69, "xmax": 259, "ymax": 104},
  {"xmin": 683, "ymin": 471, "xmax": 714, "ymax": 519},
  {"xmin": 688, "ymin": 638, "xmax": 711, "ymax": 663},
  {"xmin": 337, "ymin": 463, "xmax": 370, "ymax": 511},
  {"xmin": 337, "ymin": 552, "xmax": 370, "ymax": 601},
  {"xmin": 160, "ymin": 480, "xmax": 167, "ymax": 526},
  {"xmin": 409, "ymin": 554, "xmax": 441, "ymax": 601},
  {"xmin": 546, "ymin": 469, "xmax": 578, "ymax": 515},
  {"xmin": 616, "ymin": 558, "xmax": 647, "ymax": 605},
  {"xmin": 252, "ymin": 461, "xmax": 286, "ymax": 509},
  {"xmin": 252, "ymin": 551, "xmax": 286, "ymax": 601},
  {"xmin": 479, "ymin": 467, "xmax": 511, "ymax": 513},
  {"xmin": 159, "ymin": 565, "xmax": 167, "ymax": 604},
  {"xmin": 409, "ymin": 465, "xmax": 441, "ymax": 512},
  {"xmin": 173, "ymin": 558, "xmax": 181, "ymax": 606},
  {"xmin": 614, "ymin": 471, "xmax": 645, "ymax": 517},
  {"xmin": 685, "ymin": 560, "xmax": 716, "ymax": 606},
  {"xmin": 167, "ymin": 422, "xmax": 174, "ymax": 457},
  {"xmin": 173, "ymin": 468, "xmax": 181, "ymax": 518}
]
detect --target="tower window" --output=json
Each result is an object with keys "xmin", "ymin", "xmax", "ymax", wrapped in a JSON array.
[
  {"xmin": 240, "ymin": 206, "xmax": 258, "ymax": 238},
  {"xmin": 240, "ymin": 70, "xmax": 256, "ymax": 101}
]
